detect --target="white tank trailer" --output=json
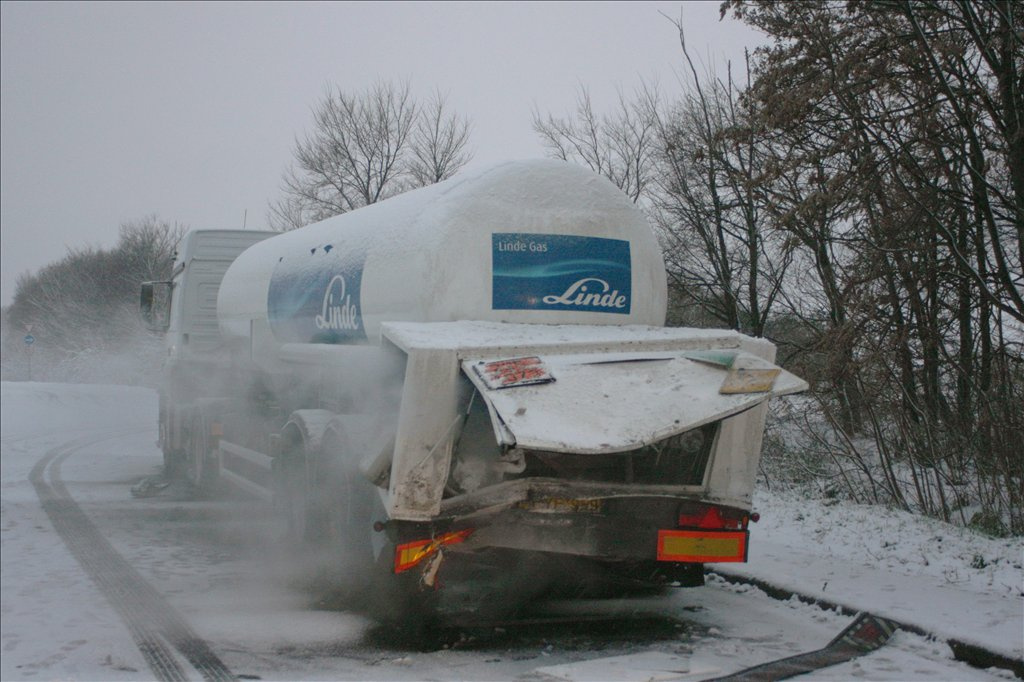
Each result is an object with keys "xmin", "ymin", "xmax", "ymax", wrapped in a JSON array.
[{"xmin": 141, "ymin": 160, "xmax": 806, "ymax": 623}]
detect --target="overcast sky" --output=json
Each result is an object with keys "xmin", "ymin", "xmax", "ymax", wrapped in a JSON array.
[{"xmin": 0, "ymin": 1, "xmax": 763, "ymax": 307}]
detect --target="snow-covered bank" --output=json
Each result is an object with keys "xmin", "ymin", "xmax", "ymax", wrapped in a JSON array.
[{"xmin": 715, "ymin": 489, "xmax": 1023, "ymax": 659}]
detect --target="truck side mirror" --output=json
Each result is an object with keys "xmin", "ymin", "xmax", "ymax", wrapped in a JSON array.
[{"xmin": 140, "ymin": 281, "xmax": 173, "ymax": 331}]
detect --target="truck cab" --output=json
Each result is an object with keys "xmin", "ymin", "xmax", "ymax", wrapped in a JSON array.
[
  {"xmin": 142, "ymin": 229, "xmax": 277, "ymax": 353},
  {"xmin": 141, "ymin": 229, "xmax": 276, "ymax": 474}
]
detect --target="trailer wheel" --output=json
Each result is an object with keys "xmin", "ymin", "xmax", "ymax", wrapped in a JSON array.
[
  {"xmin": 278, "ymin": 432, "xmax": 317, "ymax": 543},
  {"xmin": 367, "ymin": 554, "xmax": 439, "ymax": 642},
  {"xmin": 276, "ymin": 417, "xmax": 383, "ymax": 605},
  {"xmin": 277, "ymin": 411, "xmax": 348, "ymax": 547},
  {"xmin": 310, "ymin": 440, "xmax": 440, "ymax": 633},
  {"xmin": 317, "ymin": 429, "xmax": 375, "ymax": 567},
  {"xmin": 277, "ymin": 413, "xmax": 439, "ymax": 631},
  {"xmin": 364, "ymin": 519, "xmax": 440, "ymax": 640}
]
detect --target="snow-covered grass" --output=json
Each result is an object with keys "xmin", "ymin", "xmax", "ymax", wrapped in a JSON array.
[
  {"xmin": 762, "ymin": 394, "xmax": 1022, "ymax": 537},
  {"xmin": 752, "ymin": 488, "xmax": 1023, "ymax": 598},
  {"xmin": 750, "ymin": 396, "xmax": 1023, "ymax": 660}
]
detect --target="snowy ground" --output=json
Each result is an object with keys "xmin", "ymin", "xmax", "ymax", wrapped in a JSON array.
[{"xmin": 1, "ymin": 381, "xmax": 1021, "ymax": 681}]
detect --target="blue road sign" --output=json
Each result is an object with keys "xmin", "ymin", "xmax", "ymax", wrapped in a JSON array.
[{"xmin": 24, "ymin": 334, "xmax": 34, "ymax": 346}]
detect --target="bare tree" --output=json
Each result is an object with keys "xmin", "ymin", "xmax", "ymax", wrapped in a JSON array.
[
  {"xmin": 269, "ymin": 81, "xmax": 473, "ymax": 230},
  {"xmin": 532, "ymin": 84, "xmax": 660, "ymax": 204},
  {"xmin": 531, "ymin": 29, "xmax": 789, "ymax": 337},
  {"xmin": 650, "ymin": 16, "xmax": 790, "ymax": 337},
  {"xmin": 728, "ymin": 0, "xmax": 1024, "ymax": 532},
  {"xmin": 4, "ymin": 216, "xmax": 185, "ymax": 383},
  {"xmin": 408, "ymin": 90, "xmax": 473, "ymax": 186},
  {"xmin": 115, "ymin": 215, "xmax": 187, "ymax": 289}
]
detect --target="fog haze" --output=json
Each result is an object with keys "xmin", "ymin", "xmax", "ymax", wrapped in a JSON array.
[{"xmin": 1, "ymin": 1, "xmax": 762, "ymax": 306}]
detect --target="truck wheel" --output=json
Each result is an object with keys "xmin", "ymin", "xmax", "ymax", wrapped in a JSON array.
[
  {"xmin": 275, "ymin": 424, "xmax": 380, "ymax": 606},
  {"xmin": 278, "ymin": 427, "xmax": 346, "ymax": 547},
  {"xmin": 163, "ymin": 447, "xmax": 186, "ymax": 480},
  {"xmin": 317, "ymin": 429, "xmax": 375, "ymax": 569},
  {"xmin": 186, "ymin": 416, "xmax": 218, "ymax": 494},
  {"xmin": 278, "ymin": 443, "xmax": 315, "ymax": 543},
  {"xmin": 277, "ymin": 410, "xmax": 338, "ymax": 546},
  {"xmin": 364, "ymin": 520, "xmax": 441, "ymax": 641},
  {"xmin": 367, "ymin": 550, "xmax": 440, "ymax": 643},
  {"xmin": 159, "ymin": 396, "xmax": 186, "ymax": 480}
]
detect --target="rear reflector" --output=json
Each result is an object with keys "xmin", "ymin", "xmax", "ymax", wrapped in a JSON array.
[
  {"xmin": 394, "ymin": 529, "xmax": 473, "ymax": 573},
  {"xmin": 657, "ymin": 529, "xmax": 748, "ymax": 563}
]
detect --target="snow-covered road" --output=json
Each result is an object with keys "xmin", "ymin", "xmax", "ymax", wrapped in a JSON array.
[{"xmin": 1, "ymin": 382, "xmax": 1020, "ymax": 681}]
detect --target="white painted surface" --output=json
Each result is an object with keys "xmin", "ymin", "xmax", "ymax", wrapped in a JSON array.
[
  {"xmin": 382, "ymin": 320, "xmax": 741, "ymax": 354},
  {"xmin": 462, "ymin": 351, "xmax": 804, "ymax": 454}
]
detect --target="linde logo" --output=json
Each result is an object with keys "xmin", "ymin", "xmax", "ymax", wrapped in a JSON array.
[
  {"xmin": 315, "ymin": 275, "xmax": 360, "ymax": 331},
  {"xmin": 542, "ymin": 277, "xmax": 627, "ymax": 309},
  {"xmin": 491, "ymin": 232, "xmax": 632, "ymax": 315}
]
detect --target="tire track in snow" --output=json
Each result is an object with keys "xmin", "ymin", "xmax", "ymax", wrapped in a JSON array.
[{"xmin": 29, "ymin": 432, "xmax": 235, "ymax": 682}]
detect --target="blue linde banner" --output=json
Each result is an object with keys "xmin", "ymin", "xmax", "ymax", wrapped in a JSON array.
[
  {"xmin": 267, "ymin": 246, "xmax": 366, "ymax": 343},
  {"xmin": 492, "ymin": 233, "xmax": 631, "ymax": 314}
]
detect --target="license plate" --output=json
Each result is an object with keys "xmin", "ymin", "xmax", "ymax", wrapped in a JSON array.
[{"xmin": 516, "ymin": 497, "xmax": 604, "ymax": 513}]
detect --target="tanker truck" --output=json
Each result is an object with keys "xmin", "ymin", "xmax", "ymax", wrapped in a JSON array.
[{"xmin": 140, "ymin": 159, "xmax": 806, "ymax": 622}]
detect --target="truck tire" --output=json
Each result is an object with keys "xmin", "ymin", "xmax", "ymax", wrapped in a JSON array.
[
  {"xmin": 276, "ymin": 416, "xmax": 384, "ymax": 607},
  {"xmin": 321, "ymin": 428, "xmax": 441, "ymax": 632},
  {"xmin": 277, "ymin": 412, "xmax": 440, "ymax": 631},
  {"xmin": 278, "ymin": 435, "xmax": 317, "ymax": 544},
  {"xmin": 363, "ymin": 515, "xmax": 441, "ymax": 640},
  {"xmin": 186, "ymin": 414, "xmax": 218, "ymax": 494},
  {"xmin": 163, "ymin": 446, "xmax": 186, "ymax": 480},
  {"xmin": 277, "ymin": 411, "xmax": 351, "ymax": 547},
  {"xmin": 317, "ymin": 428, "xmax": 375, "ymax": 571},
  {"xmin": 159, "ymin": 395, "xmax": 186, "ymax": 480},
  {"xmin": 367, "ymin": 549, "xmax": 440, "ymax": 642}
]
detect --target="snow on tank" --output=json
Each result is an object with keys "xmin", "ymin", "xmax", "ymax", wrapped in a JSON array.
[{"xmin": 217, "ymin": 160, "xmax": 668, "ymax": 352}]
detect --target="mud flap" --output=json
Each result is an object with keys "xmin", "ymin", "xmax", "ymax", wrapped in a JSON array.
[{"xmin": 708, "ymin": 612, "xmax": 899, "ymax": 681}]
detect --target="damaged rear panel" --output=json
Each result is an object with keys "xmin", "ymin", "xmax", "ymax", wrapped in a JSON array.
[{"xmin": 380, "ymin": 322, "xmax": 806, "ymax": 521}]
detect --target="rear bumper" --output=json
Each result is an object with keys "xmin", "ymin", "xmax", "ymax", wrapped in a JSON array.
[
  {"xmin": 438, "ymin": 476, "xmax": 707, "ymax": 519},
  {"xmin": 425, "ymin": 478, "xmax": 750, "ymax": 563}
]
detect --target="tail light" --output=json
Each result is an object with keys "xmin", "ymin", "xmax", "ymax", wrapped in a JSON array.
[
  {"xmin": 660, "ymin": 502, "xmax": 751, "ymax": 564},
  {"xmin": 394, "ymin": 529, "xmax": 474, "ymax": 573},
  {"xmin": 677, "ymin": 503, "xmax": 748, "ymax": 530}
]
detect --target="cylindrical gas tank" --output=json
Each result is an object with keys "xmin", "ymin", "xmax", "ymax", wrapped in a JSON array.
[{"xmin": 218, "ymin": 160, "xmax": 668, "ymax": 350}]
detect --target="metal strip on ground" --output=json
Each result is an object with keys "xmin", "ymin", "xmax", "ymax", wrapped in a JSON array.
[
  {"xmin": 29, "ymin": 433, "xmax": 236, "ymax": 682},
  {"xmin": 707, "ymin": 612, "xmax": 899, "ymax": 682},
  {"xmin": 710, "ymin": 569, "xmax": 1024, "ymax": 677}
]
